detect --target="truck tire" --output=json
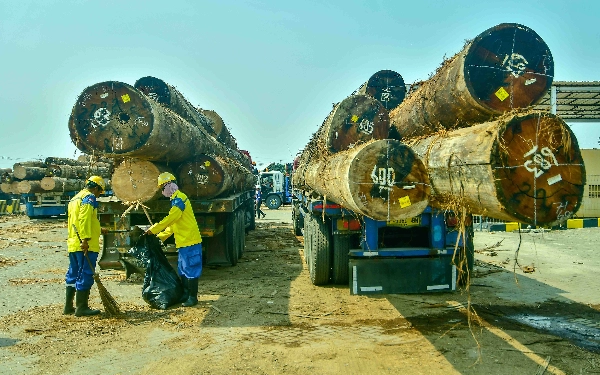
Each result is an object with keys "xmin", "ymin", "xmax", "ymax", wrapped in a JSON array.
[
  {"xmin": 309, "ymin": 215, "xmax": 331, "ymax": 286},
  {"xmin": 332, "ymin": 235, "xmax": 350, "ymax": 284},
  {"xmin": 292, "ymin": 206, "xmax": 303, "ymax": 236},
  {"xmin": 265, "ymin": 194, "xmax": 282, "ymax": 209}
]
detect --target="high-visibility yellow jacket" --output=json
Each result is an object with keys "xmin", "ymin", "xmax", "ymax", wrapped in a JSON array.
[
  {"xmin": 148, "ymin": 190, "xmax": 202, "ymax": 248},
  {"xmin": 67, "ymin": 189, "xmax": 102, "ymax": 253}
]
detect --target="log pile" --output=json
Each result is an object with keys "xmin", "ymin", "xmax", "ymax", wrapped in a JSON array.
[
  {"xmin": 293, "ymin": 87, "xmax": 431, "ymax": 221},
  {"xmin": 69, "ymin": 78, "xmax": 254, "ymax": 202},
  {"xmin": 0, "ymin": 157, "xmax": 112, "ymax": 195},
  {"xmin": 295, "ymin": 22, "xmax": 584, "ymax": 227},
  {"xmin": 386, "ymin": 23, "xmax": 584, "ymax": 226}
]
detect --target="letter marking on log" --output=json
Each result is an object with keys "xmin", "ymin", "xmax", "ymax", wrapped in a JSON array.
[{"xmin": 93, "ymin": 108, "xmax": 111, "ymax": 127}]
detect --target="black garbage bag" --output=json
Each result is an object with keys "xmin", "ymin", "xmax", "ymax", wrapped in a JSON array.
[{"xmin": 128, "ymin": 234, "xmax": 186, "ymax": 310}]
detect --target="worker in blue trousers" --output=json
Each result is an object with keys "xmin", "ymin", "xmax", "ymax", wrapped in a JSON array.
[
  {"xmin": 64, "ymin": 176, "xmax": 108, "ymax": 317},
  {"xmin": 145, "ymin": 172, "xmax": 203, "ymax": 307}
]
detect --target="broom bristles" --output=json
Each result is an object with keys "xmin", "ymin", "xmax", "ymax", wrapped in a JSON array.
[{"xmin": 93, "ymin": 274, "xmax": 121, "ymax": 316}]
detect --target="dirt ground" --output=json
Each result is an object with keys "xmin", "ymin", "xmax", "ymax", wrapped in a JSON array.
[{"xmin": 1, "ymin": 206, "xmax": 599, "ymax": 375}]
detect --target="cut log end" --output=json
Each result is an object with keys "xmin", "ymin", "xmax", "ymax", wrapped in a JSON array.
[
  {"xmin": 362, "ymin": 70, "xmax": 406, "ymax": 110},
  {"xmin": 177, "ymin": 156, "xmax": 226, "ymax": 199},
  {"xmin": 328, "ymin": 95, "xmax": 390, "ymax": 153},
  {"xmin": 111, "ymin": 159, "xmax": 168, "ymax": 203},
  {"xmin": 493, "ymin": 113, "xmax": 584, "ymax": 225},
  {"xmin": 134, "ymin": 76, "xmax": 171, "ymax": 105},
  {"xmin": 69, "ymin": 81, "xmax": 154, "ymax": 155},
  {"xmin": 348, "ymin": 140, "xmax": 430, "ymax": 220},
  {"xmin": 465, "ymin": 23, "xmax": 554, "ymax": 112}
]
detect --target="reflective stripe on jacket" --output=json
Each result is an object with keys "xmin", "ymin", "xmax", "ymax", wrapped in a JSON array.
[
  {"xmin": 148, "ymin": 190, "xmax": 202, "ymax": 248},
  {"xmin": 67, "ymin": 189, "xmax": 101, "ymax": 253}
]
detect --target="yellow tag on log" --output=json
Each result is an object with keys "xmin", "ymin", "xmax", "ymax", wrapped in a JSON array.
[
  {"xmin": 495, "ymin": 87, "xmax": 509, "ymax": 101},
  {"xmin": 121, "ymin": 94, "xmax": 131, "ymax": 103},
  {"xmin": 398, "ymin": 196, "xmax": 411, "ymax": 208},
  {"xmin": 351, "ymin": 115, "xmax": 359, "ymax": 123},
  {"xmin": 204, "ymin": 161, "xmax": 211, "ymax": 167}
]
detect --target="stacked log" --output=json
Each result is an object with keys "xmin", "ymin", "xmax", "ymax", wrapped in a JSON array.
[
  {"xmin": 17, "ymin": 180, "xmax": 45, "ymax": 194},
  {"xmin": 294, "ymin": 91, "xmax": 430, "ymax": 220},
  {"xmin": 40, "ymin": 177, "xmax": 86, "ymax": 193},
  {"xmin": 355, "ymin": 70, "xmax": 406, "ymax": 110},
  {"xmin": 0, "ymin": 181, "xmax": 20, "ymax": 194},
  {"xmin": 199, "ymin": 109, "xmax": 239, "ymax": 151},
  {"xmin": 407, "ymin": 111, "xmax": 584, "ymax": 226},
  {"xmin": 295, "ymin": 140, "xmax": 430, "ymax": 220},
  {"xmin": 70, "ymin": 80, "xmax": 254, "ymax": 202},
  {"xmin": 390, "ymin": 23, "xmax": 554, "ymax": 139}
]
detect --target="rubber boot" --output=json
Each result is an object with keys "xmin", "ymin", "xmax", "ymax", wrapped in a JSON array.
[
  {"xmin": 178, "ymin": 276, "xmax": 190, "ymax": 304},
  {"xmin": 63, "ymin": 286, "xmax": 76, "ymax": 315},
  {"xmin": 74, "ymin": 290, "xmax": 101, "ymax": 317},
  {"xmin": 182, "ymin": 278, "xmax": 198, "ymax": 307}
]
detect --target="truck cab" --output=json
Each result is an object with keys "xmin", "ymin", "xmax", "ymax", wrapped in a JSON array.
[{"xmin": 259, "ymin": 171, "xmax": 292, "ymax": 209}]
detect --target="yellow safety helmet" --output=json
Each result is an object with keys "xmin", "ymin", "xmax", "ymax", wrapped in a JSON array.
[
  {"xmin": 157, "ymin": 172, "xmax": 176, "ymax": 187},
  {"xmin": 86, "ymin": 175, "xmax": 106, "ymax": 191}
]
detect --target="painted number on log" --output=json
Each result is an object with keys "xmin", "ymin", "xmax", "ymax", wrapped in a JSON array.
[
  {"xmin": 502, "ymin": 53, "xmax": 529, "ymax": 78},
  {"xmin": 371, "ymin": 166, "xmax": 395, "ymax": 191},
  {"xmin": 358, "ymin": 119, "xmax": 374, "ymax": 135},
  {"xmin": 523, "ymin": 146, "xmax": 558, "ymax": 178},
  {"xmin": 380, "ymin": 87, "xmax": 391, "ymax": 104},
  {"xmin": 93, "ymin": 108, "xmax": 111, "ymax": 127}
]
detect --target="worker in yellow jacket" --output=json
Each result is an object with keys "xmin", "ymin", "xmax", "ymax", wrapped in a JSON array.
[
  {"xmin": 65, "ymin": 176, "xmax": 107, "ymax": 317},
  {"xmin": 145, "ymin": 172, "xmax": 202, "ymax": 307}
]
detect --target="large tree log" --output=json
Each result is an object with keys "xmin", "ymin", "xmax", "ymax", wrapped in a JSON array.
[
  {"xmin": 111, "ymin": 159, "xmax": 173, "ymax": 202},
  {"xmin": 390, "ymin": 23, "xmax": 554, "ymax": 139},
  {"xmin": 17, "ymin": 180, "xmax": 45, "ymax": 194},
  {"xmin": 1, "ymin": 182, "xmax": 19, "ymax": 194},
  {"xmin": 134, "ymin": 76, "xmax": 216, "ymax": 137},
  {"xmin": 355, "ymin": 70, "xmax": 406, "ymax": 110},
  {"xmin": 13, "ymin": 166, "xmax": 48, "ymax": 180},
  {"xmin": 407, "ymin": 111, "xmax": 584, "ymax": 226},
  {"xmin": 176, "ymin": 155, "xmax": 255, "ymax": 199},
  {"xmin": 69, "ymin": 81, "xmax": 249, "ymax": 166},
  {"xmin": 48, "ymin": 164, "xmax": 111, "ymax": 179},
  {"xmin": 199, "ymin": 109, "xmax": 239, "ymax": 150},
  {"xmin": 13, "ymin": 161, "xmax": 45, "ymax": 168},
  {"xmin": 294, "ymin": 139, "xmax": 430, "ymax": 221},
  {"xmin": 298, "ymin": 94, "xmax": 390, "ymax": 171},
  {"xmin": 40, "ymin": 177, "xmax": 86, "ymax": 192}
]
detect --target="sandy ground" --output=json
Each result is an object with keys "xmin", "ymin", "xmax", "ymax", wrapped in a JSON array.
[{"xmin": 0, "ymin": 206, "xmax": 599, "ymax": 375}]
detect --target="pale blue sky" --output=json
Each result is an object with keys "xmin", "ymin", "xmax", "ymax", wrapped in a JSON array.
[{"xmin": 0, "ymin": 0, "xmax": 599, "ymax": 169}]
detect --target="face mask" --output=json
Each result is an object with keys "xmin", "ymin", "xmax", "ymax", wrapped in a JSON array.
[{"xmin": 162, "ymin": 182, "xmax": 178, "ymax": 197}]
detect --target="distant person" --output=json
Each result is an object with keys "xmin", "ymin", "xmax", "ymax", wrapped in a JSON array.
[
  {"xmin": 255, "ymin": 187, "xmax": 266, "ymax": 219},
  {"xmin": 65, "ymin": 176, "xmax": 108, "ymax": 317},
  {"xmin": 144, "ymin": 172, "xmax": 202, "ymax": 307}
]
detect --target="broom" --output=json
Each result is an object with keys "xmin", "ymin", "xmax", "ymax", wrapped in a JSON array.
[{"xmin": 72, "ymin": 224, "xmax": 122, "ymax": 316}]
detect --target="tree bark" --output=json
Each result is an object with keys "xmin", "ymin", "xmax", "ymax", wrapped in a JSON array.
[
  {"xmin": 134, "ymin": 76, "xmax": 216, "ymax": 137},
  {"xmin": 176, "ymin": 155, "xmax": 255, "ymax": 199},
  {"xmin": 13, "ymin": 166, "xmax": 48, "ymax": 180},
  {"xmin": 40, "ymin": 177, "xmax": 86, "ymax": 192},
  {"xmin": 69, "ymin": 81, "xmax": 249, "ymax": 167},
  {"xmin": 407, "ymin": 111, "xmax": 584, "ymax": 226},
  {"xmin": 199, "ymin": 109, "xmax": 239, "ymax": 150},
  {"xmin": 294, "ymin": 139, "xmax": 430, "ymax": 221},
  {"xmin": 48, "ymin": 164, "xmax": 111, "ymax": 179},
  {"xmin": 390, "ymin": 23, "xmax": 554, "ymax": 139},
  {"xmin": 111, "ymin": 159, "xmax": 173, "ymax": 202},
  {"xmin": 355, "ymin": 70, "xmax": 406, "ymax": 111},
  {"xmin": 17, "ymin": 180, "xmax": 45, "ymax": 194}
]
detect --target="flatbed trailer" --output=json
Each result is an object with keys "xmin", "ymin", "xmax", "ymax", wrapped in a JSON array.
[
  {"xmin": 22, "ymin": 192, "xmax": 75, "ymax": 218},
  {"xmin": 97, "ymin": 190, "xmax": 255, "ymax": 277},
  {"xmin": 292, "ymin": 192, "xmax": 474, "ymax": 294}
]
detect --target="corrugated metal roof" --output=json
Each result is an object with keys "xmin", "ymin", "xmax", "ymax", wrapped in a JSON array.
[{"xmin": 534, "ymin": 81, "xmax": 600, "ymax": 120}]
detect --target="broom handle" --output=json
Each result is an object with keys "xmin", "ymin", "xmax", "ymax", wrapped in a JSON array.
[{"xmin": 71, "ymin": 224, "xmax": 97, "ymax": 274}]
